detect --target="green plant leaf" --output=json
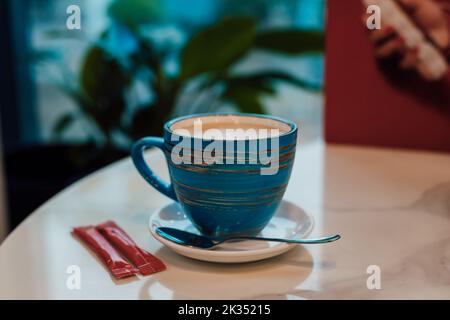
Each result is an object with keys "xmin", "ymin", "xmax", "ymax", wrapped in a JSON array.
[
  {"xmin": 224, "ymin": 76, "xmax": 276, "ymax": 95},
  {"xmin": 108, "ymin": 0, "xmax": 161, "ymax": 30},
  {"xmin": 180, "ymin": 17, "xmax": 256, "ymax": 81},
  {"xmin": 52, "ymin": 113, "xmax": 75, "ymax": 136},
  {"xmin": 254, "ymin": 30, "xmax": 325, "ymax": 55},
  {"xmin": 220, "ymin": 69, "xmax": 324, "ymax": 114},
  {"xmin": 80, "ymin": 46, "xmax": 129, "ymax": 101},
  {"xmin": 222, "ymin": 86, "xmax": 266, "ymax": 114},
  {"xmin": 80, "ymin": 46, "xmax": 129, "ymax": 135}
]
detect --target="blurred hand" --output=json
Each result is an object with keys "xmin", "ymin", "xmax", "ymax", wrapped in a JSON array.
[{"xmin": 365, "ymin": 0, "xmax": 449, "ymax": 77}]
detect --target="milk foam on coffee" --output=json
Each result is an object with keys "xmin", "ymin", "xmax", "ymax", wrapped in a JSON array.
[{"xmin": 171, "ymin": 115, "xmax": 291, "ymax": 140}]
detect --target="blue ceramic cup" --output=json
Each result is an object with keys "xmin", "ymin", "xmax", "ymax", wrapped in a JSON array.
[{"xmin": 131, "ymin": 113, "xmax": 297, "ymax": 237}]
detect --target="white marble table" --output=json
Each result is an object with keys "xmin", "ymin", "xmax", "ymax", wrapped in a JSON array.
[{"xmin": 0, "ymin": 142, "xmax": 449, "ymax": 299}]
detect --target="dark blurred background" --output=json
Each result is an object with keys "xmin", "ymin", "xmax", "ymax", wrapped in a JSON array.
[{"xmin": 0, "ymin": 0, "xmax": 325, "ymax": 236}]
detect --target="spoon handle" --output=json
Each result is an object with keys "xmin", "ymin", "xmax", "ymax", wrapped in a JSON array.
[{"xmin": 223, "ymin": 234, "xmax": 341, "ymax": 244}]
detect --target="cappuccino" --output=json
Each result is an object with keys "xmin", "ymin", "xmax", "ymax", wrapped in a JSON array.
[{"xmin": 170, "ymin": 115, "xmax": 291, "ymax": 140}]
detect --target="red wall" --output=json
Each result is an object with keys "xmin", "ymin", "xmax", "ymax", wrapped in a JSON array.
[{"xmin": 325, "ymin": 0, "xmax": 450, "ymax": 152}]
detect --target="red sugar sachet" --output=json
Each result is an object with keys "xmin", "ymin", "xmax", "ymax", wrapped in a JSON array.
[
  {"xmin": 97, "ymin": 220, "xmax": 166, "ymax": 276},
  {"xmin": 72, "ymin": 226, "xmax": 139, "ymax": 279}
]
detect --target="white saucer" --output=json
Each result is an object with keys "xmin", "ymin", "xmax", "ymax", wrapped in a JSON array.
[{"xmin": 149, "ymin": 200, "xmax": 314, "ymax": 263}]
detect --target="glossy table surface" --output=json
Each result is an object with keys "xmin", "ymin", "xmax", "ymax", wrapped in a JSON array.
[{"xmin": 1, "ymin": 142, "xmax": 449, "ymax": 299}]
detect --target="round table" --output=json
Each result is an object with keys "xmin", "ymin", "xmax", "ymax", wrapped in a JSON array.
[{"xmin": 0, "ymin": 142, "xmax": 449, "ymax": 299}]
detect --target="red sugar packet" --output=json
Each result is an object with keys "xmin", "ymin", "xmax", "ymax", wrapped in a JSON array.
[
  {"xmin": 97, "ymin": 220, "xmax": 166, "ymax": 276},
  {"xmin": 73, "ymin": 226, "xmax": 138, "ymax": 279}
]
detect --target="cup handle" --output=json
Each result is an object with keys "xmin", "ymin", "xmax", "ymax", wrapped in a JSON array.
[{"xmin": 131, "ymin": 137, "xmax": 178, "ymax": 202}]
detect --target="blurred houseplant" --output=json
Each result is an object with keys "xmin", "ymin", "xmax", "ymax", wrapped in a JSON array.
[
  {"xmin": 52, "ymin": 5, "xmax": 324, "ymax": 161},
  {"xmin": 7, "ymin": 0, "xmax": 324, "ymax": 228}
]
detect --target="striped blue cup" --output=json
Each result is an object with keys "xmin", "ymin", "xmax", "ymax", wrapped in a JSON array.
[{"xmin": 131, "ymin": 113, "xmax": 297, "ymax": 237}]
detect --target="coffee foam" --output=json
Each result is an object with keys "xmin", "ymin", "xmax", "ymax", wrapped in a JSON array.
[{"xmin": 170, "ymin": 115, "xmax": 291, "ymax": 140}]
